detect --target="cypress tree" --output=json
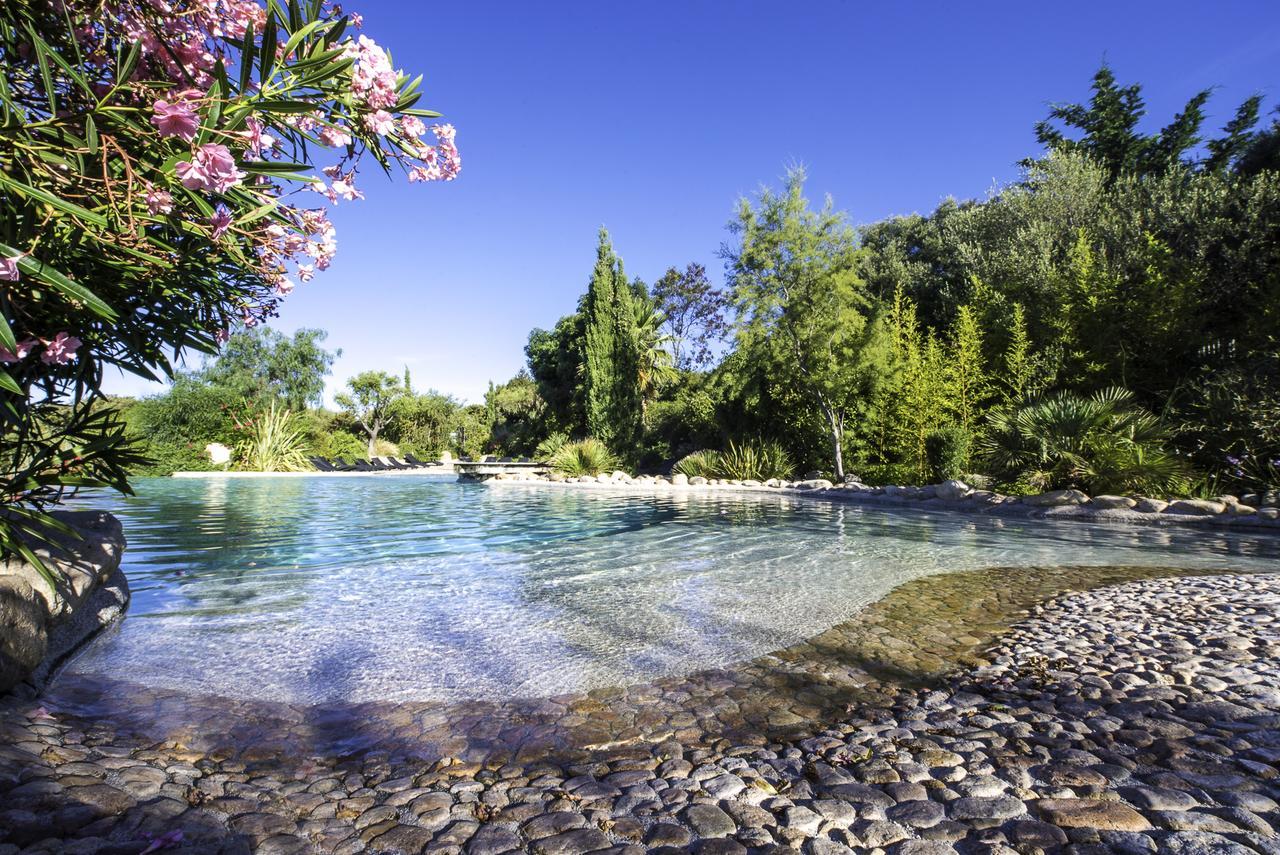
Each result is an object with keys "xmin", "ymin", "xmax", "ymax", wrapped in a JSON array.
[{"xmin": 582, "ymin": 229, "xmax": 641, "ymax": 452}]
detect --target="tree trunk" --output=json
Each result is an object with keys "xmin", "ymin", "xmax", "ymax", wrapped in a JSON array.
[
  {"xmin": 366, "ymin": 426, "xmax": 379, "ymax": 459},
  {"xmin": 824, "ymin": 406, "xmax": 845, "ymax": 482}
]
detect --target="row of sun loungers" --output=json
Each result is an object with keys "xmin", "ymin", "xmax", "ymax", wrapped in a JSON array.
[{"xmin": 308, "ymin": 455, "xmax": 439, "ymax": 472}]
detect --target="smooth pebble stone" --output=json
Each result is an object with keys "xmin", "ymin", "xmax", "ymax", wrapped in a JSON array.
[
  {"xmin": 532, "ymin": 828, "xmax": 611, "ymax": 854},
  {"xmin": 886, "ymin": 800, "xmax": 945, "ymax": 828},
  {"xmin": 683, "ymin": 803, "xmax": 736, "ymax": 838},
  {"xmin": 1155, "ymin": 830, "xmax": 1258, "ymax": 854}
]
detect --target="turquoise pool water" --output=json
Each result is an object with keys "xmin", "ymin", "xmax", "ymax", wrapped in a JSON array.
[{"xmin": 63, "ymin": 476, "xmax": 1280, "ymax": 705}]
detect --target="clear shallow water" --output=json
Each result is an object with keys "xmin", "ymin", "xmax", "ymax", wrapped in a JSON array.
[{"xmin": 62, "ymin": 477, "xmax": 1280, "ymax": 705}]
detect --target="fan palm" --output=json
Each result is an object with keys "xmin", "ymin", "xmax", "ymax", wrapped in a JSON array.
[
  {"xmin": 633, "ymin": 297, "xmax": 678, "ymax": 422},
  {"xmin": 980, "ymin": 387, "xmax": 1189, "ymax": 494}
]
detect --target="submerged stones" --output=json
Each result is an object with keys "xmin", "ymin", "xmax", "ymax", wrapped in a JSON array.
[{"xmin": 2, "ymin": 572, "xmax": 1278, "ymax": 853}]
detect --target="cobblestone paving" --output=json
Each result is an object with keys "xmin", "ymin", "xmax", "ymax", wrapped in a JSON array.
[{"xmin": 1, "ymin": 568, "xmax": 1277, "ymax": 853}]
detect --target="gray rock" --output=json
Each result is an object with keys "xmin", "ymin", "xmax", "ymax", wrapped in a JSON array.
[
  {"xmin": 1091, "ymin": 495, "xmax": 1137, "ymax": 509},
  {"xmin": 886, "ymin": 800, "xmax": 945, "ymax": 828},
  {"xmin": 935, "ymin": 480, "xmax": 971, "ymax": 501},
  {"xmin": 794, "ymin": 479, "xmax": 834, "ymax": 490},
  {"xmin": 684, "ymin": 804, "xmax": 736, "ymax": 838},
  {"xmin": 1164, "ymin": 499, "xmax": 1226, "ymax": 516},
  {"xmin": 1024, "ymin": 489, "xmax": 1089, "ymax": 507},
  {"xmin": 1134, "ymin": 497, "xmax": 1169, "ymax": 514}
]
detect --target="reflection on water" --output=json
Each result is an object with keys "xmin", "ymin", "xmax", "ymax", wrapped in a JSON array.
[{"xmin": 61, "ymin": 477, "xmax": 1280, "ymax": 705}]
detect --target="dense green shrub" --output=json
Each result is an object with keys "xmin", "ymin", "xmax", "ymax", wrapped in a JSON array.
[
  {"xmin": 550, "ymin": 438, "xmax": 617, "ymax": 477},
  {"xmin": 925, "ymin": 426, "xmax": 971, "ymax": 482},
  {"xmin": 980, "ymin": 388, "xmax": 1189, "ymax": 495}
]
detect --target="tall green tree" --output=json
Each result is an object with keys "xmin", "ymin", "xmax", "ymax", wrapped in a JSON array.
[
  {"xmin": 335, "ymin": 371, "xmax": 406, "ymax": 458},
  {"xmin": 582, "ymin": 229, "xmax": 642, "ymax": 451},
  {"xmin": 196, "ymin": 327, "xmax": 339, "ymax": 411},
  {"xmin": 526, "ymin": 310, "xmax": 587, "ymax": 433},
  {"xmin": 722, "ymin": 168, "xmax": 888, "ymax": 481}
]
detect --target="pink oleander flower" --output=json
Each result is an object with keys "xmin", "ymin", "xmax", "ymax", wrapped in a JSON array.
[
  {"xmin": 0, "ymin": 337, "xmax": 38, "ymax": 364},
  {"xmin": 350, "ymin": 11, "xmax": 363, "ymax": 26},
  {"xmin": 145, "ymin": 185, "xmax": 174, "ymax": 215},
  {"xmin": 401, "ymin": 115, "xmax": 426, "ymax": 138},
  {"xmin": 432, "ymin": 123, "xmax": 457, "ymax": 144},
  {"xmin": 365, "ymin": 110, "xmax": 395, "ymax": 135},
  {"xmin": 209, "ymin": 204, "xmax": 233, "ymax": 240},
  {"xmin": 176, "ymin": 143, "xmax": 244, "ymax": 193},
  {"xmin": 275, "ymin": 279, "xmax": 296, "ymax": 296},
  {"xmin": 331, "ymin": 177, "xmax": 364, "ymax": 201},
  {"xmin": 151, "ymin": 97, "xmax": 200, "ymax": 141},
  {"xmin": 297, "ymin": 264, "xmax": 315, "ymax": 282},
  {"xmin": 0, "ymin": 254, "xmax": 22, "ymax": 281},
  {"xmin": 318, "ymin": 124, "xmax": 353, "ymax": 147},
  {"xmin": 242, "ymin": 116, "xmax": 276, "ymax": 158},
  {"xmin": 215, "ymin": 328, "xmax": 230, "ymax": 344},
  {"xmin": 40, "ymin": 332, "xmax": 82, "ymax": 365}
]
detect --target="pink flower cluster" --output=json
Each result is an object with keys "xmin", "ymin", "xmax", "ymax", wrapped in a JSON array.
[
  {"xmin": 347, "ymin": 35, "xmax": 399, "ymax": 110},
  {"xmin": 176, "ymin": 143, "xmax": 245, "ymax": 193},
  {"xmin": 0, "ymin": 333, "xmax": 82, "ymax": 366},
  {"xmin": 407, "ymin": 124, "xmax": 462, "ymax": 182}
]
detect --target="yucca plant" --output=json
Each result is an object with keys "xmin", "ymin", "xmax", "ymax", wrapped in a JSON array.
[
  {"xmin": 549, "ymin": 438, "xmax": 617, "ymax": 477},
  {"xmin": 235, "ymin": 403, "xmax": 310, "ymax": 472},
  {"xmin": 980, "ymin": 387, "xmax": 1190, "ymax": 495},
  {"xmin": 673, "ymin": 450, "xmax": 721, "ymax": 479}
]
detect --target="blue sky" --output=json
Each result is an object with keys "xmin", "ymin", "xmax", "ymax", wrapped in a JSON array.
[{"xmin": 107, "ymin": 0, "xmax": 1280, "ymax": 404}]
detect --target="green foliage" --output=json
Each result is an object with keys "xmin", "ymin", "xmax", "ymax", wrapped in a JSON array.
[
  {"xmin": 485, "ymin": 371, "xmax": 546, "ymax": 455},
  {"xmin": 534, "ymin": 431, "xmax": 570, "ymax": 461},
  {"xmin": 672, "ymin": 450, "xmax": 721, "ymax": 479},
  {"xmin": 717, "ymin": 440, "xmax": 794, "ymax": 481},
  {"xmin": 549, "ymin": 438, "xmax": 617, "ymax": 477},
  {"xmin": 980, "ymin": 388, "xmax": 1189, "ymax": 495},
  {"xmin": 196, "ymin": 328, "xmax": 339, "ymax": 411},
  {"xmin": 526, "ymin": 312, "xmax": 587, "ymax": 433},
  {"xmin": 671, "ymin": 441, "xmax": 793, "ymax": 481},
  {"xmin": 925, "ymin": 426, "xmax": 971, "ymax": 482},
  {"xmin": 387, "ymin": 391, "xmax": 461, "ymax": 459},
  {"xmin": 235, "ymin": 403, "xmax": 309, "ymax": 472},
  {"xmin": 334, "ymin": 372, "xmax": 406, "ymax": 459},
  {"xmin": 723, "ymin": 167, "xmax": 889, "ymax": 481},
  {"xmin": 583, "ymin": 229, "xmax": 643, "ymax": 452}
]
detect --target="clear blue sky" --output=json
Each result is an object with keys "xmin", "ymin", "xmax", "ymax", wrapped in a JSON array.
[{"xmin": 106, "ymin": 0, "xmax": 1280, "ymax": 405}]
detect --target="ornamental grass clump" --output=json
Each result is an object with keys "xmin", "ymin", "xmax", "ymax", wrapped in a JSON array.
[
  {"xmin": 0, "ymin": 0, "xmax": 458, "ymax": 582},
  {"xmin": 717, "ymin": 440, "xmax": 794, "ymax": 481},
  {"xmin": 550, "ymin": 438, "xmax": 617, "ymax": 477},
  {"xmin": 674, "ymin": 441, "xmax": 793, "ymax": 481},
  {"xmin": 672, "ymin": 449, "xmax": 720, "ymax": 479}
]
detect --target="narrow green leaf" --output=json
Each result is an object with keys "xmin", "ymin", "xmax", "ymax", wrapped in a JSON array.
[
  {"xmin": 260, "ymin": 15, "xmax": 279, "ymax": 82},
  {"xmin": 251, "ymin": 98, "xmax": 320, "ymax": 114},
  {"xmin": 118, "ymin": 40, "xmax": 143, "ymax": 85},
  {"xmin": 0, "ymin": 173, "xmax": 109, "ymax": 227},
  {"xmin": 84, "ymin": 114, "xmax": 99, "ymax": 154},
  {"xmin": 0, "ymin": 307, "xmax": 16, "ymax": 352},
  {"xmin": 281, "ymin": 19, "xmax": 325, "ymax": 61},
  {"xmin": 3, "ymin": 249, "xmax": 118, "ymax": 321},
  {"xmin": 0, "ymin": 369, "xmax": 19, "ymax": 395}
]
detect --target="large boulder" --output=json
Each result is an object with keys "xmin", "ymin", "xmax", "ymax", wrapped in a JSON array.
[
  {"xmin": 1090, "ymin": 495, "xmax": 1137, "ymax": 510},
  {"xmin": 936, "ymin": 480, "xmax": 970, "ymax": 501},
  {"xmin": 1165, "ymin": 499, "xmax": 1226, "ymax": 516},
  {"xmin": 1134, "ymin": 497, "xmax": 1168, "ymax": 514},
  {"xmin": 671, "ymin": 473, "xmax": 689, "ymax": 486},
  {"xmin": 0, "ymin": 510, "xmax": 126, "ymax": 695},
  {"xmin": 793, "ymin": 479, "xmax": 834, "ymax": 491},
  {"xmin": 1024, "ymin": 489, "xmax": 1089, "ymax": 507}
]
